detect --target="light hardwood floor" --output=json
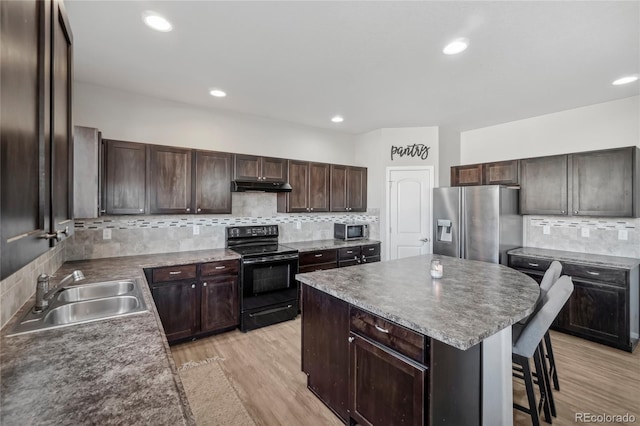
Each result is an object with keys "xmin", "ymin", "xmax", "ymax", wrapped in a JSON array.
[{"xmin": 172, "ymin": 318, "xmax": 640, "ymax": 425}]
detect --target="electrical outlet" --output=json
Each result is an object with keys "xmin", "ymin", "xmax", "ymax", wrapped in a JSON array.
[
  {"xmin": 193, "ymin": 225, "xmax": 200, "ymax": 235},
  {"xmin": 296, "ymin": 221, "xmax": 301, "ymax": 230},
  {"xmin": 618, "ymin": 230, "xmax": 628, "ymax": 240},
  {"xmin": 581, "ymin": 227, "xmax": 590, "ymax": 238},
  {"xmin": 103, "ymin": 228, "xmax": 112, "ymax": 240},
  {"xmin": 543, "ymin": 226, "xmax": 551, "ymax": 235}
]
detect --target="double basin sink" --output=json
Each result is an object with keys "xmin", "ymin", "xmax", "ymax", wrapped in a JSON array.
[{"xmin": 9, "ymin": 279, "xmax": 148, "ymax": 336}]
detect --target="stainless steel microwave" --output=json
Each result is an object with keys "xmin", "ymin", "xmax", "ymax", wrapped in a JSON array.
[{"xmin": 334, "ymin": 222, "xmax": 369, "ymax": 241}]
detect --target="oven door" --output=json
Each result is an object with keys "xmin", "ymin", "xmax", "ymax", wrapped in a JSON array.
[{"xmin": 241, "ymin": 253, "xmax": 299, "ymax": 311}]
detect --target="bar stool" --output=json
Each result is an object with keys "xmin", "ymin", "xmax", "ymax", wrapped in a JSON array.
[
  {"xmin": 512, "ymin": 276, "xmax": 573, "ymax": 426},
  {"xmin": 539, "ymin": 261, "xmax": 562, "ymax": 392}
]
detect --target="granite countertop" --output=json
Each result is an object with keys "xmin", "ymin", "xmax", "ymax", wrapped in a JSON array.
[
  {"xmin": 283, "ymin": 238, "xmax": 380, "ymax": 252},
  {"xmin": 296, "ymin": 254, "xmax": 539, "ymax": 351},
  {"xmin": 508, "ymin": 247, "xmax": 640, "ymax": 270},
  {"xmin": 0, "ymin": 248, "xmax": 240, "ymax": 425}
]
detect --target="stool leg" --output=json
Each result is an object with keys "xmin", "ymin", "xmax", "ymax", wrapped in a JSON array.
[
  {"xmin": 533, "ymin": 346, "xmax": 552, "ymax": 423},
  {"xmin": 544, "ymin": 331, "xmax": 560, "ymax": 391},
  {"xmin": 539, "ymin": 342, "xmax": 556, "ymax": 418},
  {"xmin": 515, "ymin": 354, "xmax": 540, "ymax": 426}
]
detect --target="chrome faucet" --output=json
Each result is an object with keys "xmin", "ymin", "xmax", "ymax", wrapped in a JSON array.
[{"xmin": 34, "ymin": 270, "xmax": 85, "ymax": 313}]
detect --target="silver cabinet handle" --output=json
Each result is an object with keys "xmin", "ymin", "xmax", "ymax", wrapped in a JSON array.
[
  {"xmin": 368, "ymin": 248, "xmax": 375, "ymax": 251},
  {"xmin": 191, "ymin": 284, "xmax": 196, "ymax": 289},
  {"xmin": 169, "ymin": 271, "xmax": 182, "ymax": 275},
  {"xmin": 528, "ymin": 262, "xmax": 539, "ymax": 267},
  {"xmin": 574, "ymin": 211, "xmax": 579, "ymax": 214},
  {"xmin": 139, "ymin": 208, "xmax": 144, "ymax": 212},
  {"xmin": 197, "ymin": 208, "xmax": 202, "ymax": 213},
  {"xmin": 348, "ymin": 336, "xmax": 355, "ymax": 343},
  {"xmin": 314, "ymin": 254, "xmax": 323, "ymax": 258},
  {"xmin": 587, "ymin": 271, "xmax": 600, "ymax": 276},
  {"xmin": 186, "ymin": 208, "xmax": 190, "ymax": 212},
  {"xmin": 560, "ymin": 210, "xmax": 566, "ymax": 214},
  {"xmin": 203, "ymin": 282, "xmax": 207, "ymax": 287},
  {"xmin": 310, "ymin": 207, "xmax": 314, "ymax": 211},
  {"xmin": 215, "ymin": 266, "xmax": 226, "ymax": 270},
  {"xmin": 374, "ymin": 324, "xmax": 389, "ymax": 334},
  {"xmin": 347, "ymin": 250, "xmax": 353, "ymax": 254}
]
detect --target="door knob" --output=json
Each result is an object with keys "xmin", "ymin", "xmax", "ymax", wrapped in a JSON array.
[{"xmin": 420, "ymin": 238, "xmax": 430, "ymax": 242}]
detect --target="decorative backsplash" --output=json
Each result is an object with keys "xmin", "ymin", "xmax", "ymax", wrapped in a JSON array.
[{"xmin": 524, "ymin": 216, "xmax": 640, "ymax": 259}]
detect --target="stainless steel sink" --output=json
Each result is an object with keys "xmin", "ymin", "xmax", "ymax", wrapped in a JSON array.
[
  {"xmin": 56, "ymin": 280, "xmax": 136, "ymax": 302},
  {"xmin": 8, "ymin": 278, "xmax": 148, "ymax": 336}
]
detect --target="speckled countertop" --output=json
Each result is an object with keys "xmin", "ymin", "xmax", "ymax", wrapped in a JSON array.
[
  {"xmin": 296, "ymin": 254, "xmax": 539, "ymax": 351},
  {"xmin": 508, "ymin": 247, "xmax": 640, "ymax": 269},
  {"xmin": 0, "ymin": 248, "xmax": 240, "ymax": 426},
  {"xmin": 284, "ymin": 238, "xmax": 380, "ymax": 252}
]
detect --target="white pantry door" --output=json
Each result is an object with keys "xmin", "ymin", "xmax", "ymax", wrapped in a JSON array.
[{"xmin": 387, "ymin": 167, "xmax": 434, "ymax": 260}]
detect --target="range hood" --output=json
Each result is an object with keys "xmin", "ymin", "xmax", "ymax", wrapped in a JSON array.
[{"xmin": 231, "ymin": 180, "xmax": 292, "ymax": 193}]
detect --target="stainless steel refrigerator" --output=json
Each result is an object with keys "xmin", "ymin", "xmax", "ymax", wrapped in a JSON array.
[{"xmin": 432, "ymin": 185, "xmax": 522, "ymax": 265}]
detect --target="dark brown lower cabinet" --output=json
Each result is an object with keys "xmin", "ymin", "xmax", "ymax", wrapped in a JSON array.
[
  {"xmin": 201, "ymin": 276, "xmax": 238, "ymax": 332},
  {"xmin": 150, "ymin": 280, "xmax": 198, "ymax": 342},
  {"xmin": 349, "ymin": 334, "xmax": 426, "ymax": 426}
]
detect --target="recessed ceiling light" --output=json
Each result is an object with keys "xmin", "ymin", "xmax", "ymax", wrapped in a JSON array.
[
  {"xmin": 443, "ymin": 38, "xmax": 469, "ymax": 55},
  {"xmin": 612, "ymin": 75, "xmax": 638, "ymax": 86},
  {"xmin": 331, "ymin": 115, "xmax": 344, "ymax": 123},
  {"xmin": 142, "ymin": 11, "xmax": 172, "ymax": 32},
  {"xmin": 209, "ymin": 89, "xmax": 227, "ymax": 98}
]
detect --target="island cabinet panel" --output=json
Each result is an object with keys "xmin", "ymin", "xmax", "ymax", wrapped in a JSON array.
[
  {"xmin": 349, "ymin": 333, "xmax": 426, "ymax": 426},
  {"xmin": 148, "ymin": 145, "xmax": 193, "ymax": 214},
  {"xmin": 571, "ymin": 147, "xmax": 637, "ymax": 217},
  {"xmin": 104, "ymin": 140, "xmax": 147, "ymax": 214},
  {"xmin": 194, "ymin": 151, "xmax": 232, "ymax": 214},
  {"xmin": 520, "ymin": 154, "xmax": 569, "ymax": 215},
  {"xmin": 302, "ymin": 285, "xmax": 350, "ymax": 422},
  {"xmin": 150, "ymin": 280, "xmax": 198, "ymax": 342},
  {"xmin": 450, "ymin": 163, "xmax": 483, "ymax": 186}
]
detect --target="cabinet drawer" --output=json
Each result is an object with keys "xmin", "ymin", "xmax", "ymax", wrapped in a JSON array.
[
  {"xmin": 299, "ymin": 263, "xmax": 337, "ymax": 274},
  {"xmin": 361, "ymin": 255, "xmax": 380, "ymax": 264},
  {"xmin": 151, "ymin": 264, "xmax": 197, "ymax": 283},
  {"xmin": 338, "ymin": 247, "xmax": 361, "ymax": 261},
  {"xmin": 361, "ymin": 243, "xmax": 381, "ymax": 258},
  {"xmin": 509, "ymin": 255, "xmax": 551, "ymax": 273},
  {"xmin": 300, "ymin": 249, "xmax": 338, "ymax": 266},
  {"xmin": 350, "ymin": 306, "xmax": 427, "ymax": 364},
  {"xmin": 563, "ymin": 263, "xmax": 627, "ymax": 286},
  {"xmin": 200, "ymin": 260, "xmax": 239, "ymax": 278}
]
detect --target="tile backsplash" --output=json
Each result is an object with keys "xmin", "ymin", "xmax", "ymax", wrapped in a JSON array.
[
  {"xmin": 67, "ymin": 193, "xmax": 380, "ymax": 261},
  {"xmin": 524, "ymin": 216, "xmax": 640, "ymax": 259}
]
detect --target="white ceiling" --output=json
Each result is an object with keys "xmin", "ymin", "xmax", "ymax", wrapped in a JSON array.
[{"xmin": 65, "ymin": 1, "xmax": 639, "ymax": 134}]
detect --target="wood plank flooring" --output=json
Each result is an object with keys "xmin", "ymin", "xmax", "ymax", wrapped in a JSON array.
[{"xmin": 172, "ymin": 318, "xmax": 640, "ymax": 425}]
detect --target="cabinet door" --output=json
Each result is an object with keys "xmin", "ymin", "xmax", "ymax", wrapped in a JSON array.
[
  {"xmin": 309, "ymin": 162, "xmax": 330, "ymax": 212},
  {"xmin": 520, "ymin": 155, "xmax": 569, "ymax": 215},
  {"xmin": 347, "ymin": 166, "xmax": 367, "ymax": 212},
  {"xmin": 301, "ymin": 285, "xmax": 350, "ymax": 422},
  {"xmin": 261, "ymin": 156, "xmax": 287, "ymax": 182},
  {"xmin": 451, "ymin": 164, "xmax": 483, "ymax": 186},
  {"xmin": 572, "ymin": 148, "xmax": 635, "ymax": 217},
  {"xmin": 194, "ymin": 150, "xmax": 231, "ymax": 214},
  {"xmin": 349, "ymin": 333, "xmax": 426, "ymax": 426},
  {"xmin": 330, "ymin": 164, "xmax": 348, "ymax": 212},
  {"xmin": 287, "ymin": 160, "xmax": 310, "ymax": 212},
  {"xmin": 483, "ymin": 160, "xmax": 519, "ymax": 185},
  {"xmin": 0, "ymin": 0, "xmax": 51, "ymax": 279},
  {"xmin": 151, "ymin": 281, "xmax": 198, "ymax": 343},
  {"xmin": 105, "ymin": 140, "xmax": 147, "ymax": 214},
  {"xmin": 148, "ymin": 145, "xmax": 192, "ymax": 214},
  {"xmin": 50, "ymin": 0, "xmax": 73, "ymax": 243},
  {"xmin": 200, "ymin": 277, "xmax": 238, "ymax": 332},
  {"xmin": 234, "ymin": 154, "xmax": 261, "ymax": 181},
  {"xmin": 557, "ymin": 279, "xmax": 628, "ymax": 348}
]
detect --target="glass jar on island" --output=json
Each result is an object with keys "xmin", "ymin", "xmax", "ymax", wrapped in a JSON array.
[{"xmin": 430, "ymin": 259, "xmax": 443, "ymax": 279}]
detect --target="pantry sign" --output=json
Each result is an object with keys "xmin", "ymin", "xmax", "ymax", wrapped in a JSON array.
[{"xmin": 390, "ymin": 144, "xmax": 431, "ymax": 161}]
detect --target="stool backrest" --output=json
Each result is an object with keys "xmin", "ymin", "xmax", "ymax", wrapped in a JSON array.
[
  {"xmin": 513, "ymin": 276, "xmax": 573, "ymax": 358},
  {"xmin": 540, "ymin": 261, "xmax": 562, "ymax": 293}
]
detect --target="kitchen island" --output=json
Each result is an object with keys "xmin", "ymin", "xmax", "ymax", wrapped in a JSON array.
[{"xmin": 296, "ymin": 253, "xmax": 540, "ymax": 426}]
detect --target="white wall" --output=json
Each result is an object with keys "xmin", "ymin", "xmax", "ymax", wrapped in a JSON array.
[
  {"xmin": 355, "ymin": 127, "xmax": 439, "ymax": 259},
  {"xmin": 438, "ymin": 126, "xmax": 461, "ymax": 186},
  {"xmin": 74, "ymin": 81, "xmax": 355, "ymax": 164},
  {"xmin": 460, "ymin": 96, "xmax": 639, "ymax": 163}
]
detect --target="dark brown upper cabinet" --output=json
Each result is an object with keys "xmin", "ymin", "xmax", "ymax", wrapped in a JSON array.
[
  {"xmin": 330, "ymin": 165, "xmax": 367, "ymax": 212},
  {"xmin": 1, "ymin": 0, "xmax": 73, "ymax": 280},
  {"xmin": 194, "ymin": 150, "xmax": 232, "ymax": 214},
  {"xmin": 148, "ymin": 145, "xmax": 193, "ymax": 214},
  {"xmin": 104, "ymin": 140, "xmax": 147, "ymax": 215},
  {"xmin": 233, "ymin": 154, "xmax": 287, "ymax": 182},
  {"xmin": 278, "ymin": 161, "xmax": 330, "ymax": 213},
  {"xmin": 571, "ymin": 147, "xmax": 638, "ymax": 217},
  {"xmin": 451, "ymin": 160, "xmax": 519, "ymax": 187},
  {"xmin": 520, "ymin": 154, "xmax": 569, "ymax": 215}
]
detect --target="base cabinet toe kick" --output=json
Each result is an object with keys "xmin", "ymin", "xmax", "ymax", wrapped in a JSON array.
[{"xmin": 301, "ymin": 285, "xmax": 483, "ymax": 426}]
